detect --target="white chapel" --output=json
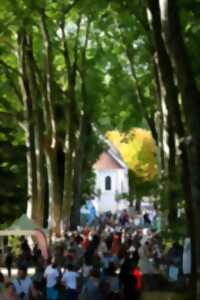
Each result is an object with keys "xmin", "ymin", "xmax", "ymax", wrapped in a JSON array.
[{"xmin": 92, "ymin": 142, "xmax": 129, "ymax": 214}]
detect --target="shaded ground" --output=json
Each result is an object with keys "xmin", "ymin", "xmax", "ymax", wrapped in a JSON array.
[{"xmin": 141, "ymin": 292, "xmax": 192, "ymax": 300}]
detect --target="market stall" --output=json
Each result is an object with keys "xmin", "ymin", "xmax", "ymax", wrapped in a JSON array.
[{"xmin": 0, "ymin": 214, "xmax": 48, "ymax": 260}]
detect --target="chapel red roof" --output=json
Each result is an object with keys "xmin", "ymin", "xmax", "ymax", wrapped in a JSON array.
[{"xmin": 93, "ymin": 152, "xmax": 123, "ymax": 170}]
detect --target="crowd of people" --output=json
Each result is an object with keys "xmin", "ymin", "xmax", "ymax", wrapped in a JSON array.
[{"xmin": 0, "ymin": 210, "xmax": 191, "ymax": 300}]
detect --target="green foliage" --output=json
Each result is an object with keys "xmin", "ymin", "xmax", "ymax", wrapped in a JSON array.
[
  {"xmin": 0, "ymin": 0, "xmax": 150, "ymax": 224},
  {"xmin": 161, "ymin": 217, "xmax": 188, "ymax": 241},
  {"xmin": 8, "ymin": 236, "xmax": 21, "ymax": 256},
  {"xmin": 0, "ymin": 123, "xmax": 26, "ymax": 224},
  {"xmin": 180, "ymin": 2, "xmax": 200, "ymax": 87},
  {"xmin": 1, "ymin": 0, "xmax": 196, "ymax": 228}
]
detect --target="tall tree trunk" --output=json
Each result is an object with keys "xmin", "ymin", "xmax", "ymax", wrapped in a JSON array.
[
  {"xmin": 60, "ymin": 18, "xmax": 81, "ymax": 230},
  {"xmin": 153, "ymin": 56, "xmax": 165, "ymax": 175},
  {"xmin": 147, "ymin": 0, "xmax": 194, "ymax": 225},
  {"xmin": 148, "ymin": 1, "xmax": 196, "ymax": 284},
  {"xmin": 17, "ymin": 32, "xmax": 38, "ymax": 223},
  {"xmin": 45, "ymin": 148, "xmax": 61, "ymax": 235},
  {"xmin": 123, "ymin": 39, "xmax": 158, "ymax": 143},
  {"xmin": 70, "ymin": 20, "xmax": 94, "ymax": 229},
  {"xmin": 159, "ymin": 2, "xmax": 200, "ymax": 297},
  {"xmin": 40, "ymin": 11, "xmax": 62, "ymax": 234},
  {"xmin": 70, "ymin": 19, "xmax": 91, "ymax": 230},
  {"xmin": 23, "ymin": 34, "xmax": 45, "ymax": 226},
  {"xmin": 70, "ymin": 80, "xmax": 90, "ymax": 229},
  {"xmin": 25, "ymin": 118, "xmax": 38, "ymax": 221},
  {"xmin": 154, "ymin": 62, "xmax": 170, "ymax": 214},
  {"xmin": 135, "ymin": 198, "xmax": 141, "ymax": 213},
  {"xmin": 62, "ymin": 114, "xmax": 75, "ymax": 230},
  {"xmin": 62, "ymin": 71, "xmax": 77, "ymax": 229},
  {"xmin": 70, "ymin": 123, "xmax": 85, "ymax": 230},
  {"xmin": 167, "ymin": 118, "xmax": 177, "ymax": 224}
]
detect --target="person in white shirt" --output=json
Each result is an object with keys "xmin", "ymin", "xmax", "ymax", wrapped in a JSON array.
[
  {"xmin": 183, "ymin": 237, "xmax": 191, "ymax": 275},
  {"xmin": 44, "ymin": 259, "xmax": 59, "ymax": 300},
  {"xmin": 62, "ymin": 264, "xmax": 79, "ymax": 300},
  {"xmin": 13, "ymin": 267, "xmax": 32, "ymax": 300}
]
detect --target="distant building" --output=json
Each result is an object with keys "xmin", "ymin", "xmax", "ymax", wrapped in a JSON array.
[{"xmin": 92, "ymin": 142, "xmax": 129, "ymax": 214}]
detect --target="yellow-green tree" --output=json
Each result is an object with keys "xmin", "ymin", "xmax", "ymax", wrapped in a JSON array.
[{"xmin": 107, "ymin": 128, "xmax": 158, "ymax": 182}]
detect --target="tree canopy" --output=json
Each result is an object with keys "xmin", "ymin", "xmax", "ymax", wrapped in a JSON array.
[
  {"xmin": 1, "ymin": 1, "xmax": 200, "ymax": 297},
  {"xmin": 107, "ymin": 129, "xmax": 158, "ymax": 181}
]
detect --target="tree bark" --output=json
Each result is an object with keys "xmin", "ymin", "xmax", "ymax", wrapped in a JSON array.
[
  {"xmin": 157, "ymin": 0, "xmax": 200, "ymax": 295},
  {"xmin": 60, "ymin": 17, "xmax": 81, "ymax": 229},
  {"xmin": 17, "ymin": 32, "xmax": 39, "ymax": 224},
  {"xmin": 70, "ymin": 77, "xmax": 90, "ymax": 229},
  {"xmin": 167, "ymin": 118, "xmax": 177, "ymax": 224},
  {"xmin": 123, "ymin": 39, "xmax": 158, "ymax": 143},
  {"xmin": 147, "ymin": 0, "xmax": 194, "ymax": 225},
  {"xmin": 62, "ymin": 116, "xmax": 75, "ymax": 230},
  {"xmin": 45, "ymin": 149, "xmax": 61, "ymax": 235},
  {"xmin": 70, "ymin": 19, "xmax": 91, "ymax": 230},
  {"xmin": 70, "ymin": 121, "xmax": 87, "ymax": 230},
  {"xmin": 23, "ymin": 34, "xmax": 45, "ymax": 226},
  {"xmin": 147, "ymin": 0, "xmax": 195, "ymax": 277},
  {"xmin": 40, "ymin": 11, "xmax": 62, "ymax": 234},
  {"xmin": 61, "ymin": 66, "xmax": 77, "ymax": 229}
]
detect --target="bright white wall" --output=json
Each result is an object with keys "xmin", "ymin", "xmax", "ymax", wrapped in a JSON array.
[{"xmin": 93, "ymin": 169, "xmax": 129, "ymax": 213}]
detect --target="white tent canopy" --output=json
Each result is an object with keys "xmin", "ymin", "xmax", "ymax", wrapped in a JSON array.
[
  {"xmin": 0, "ymin": 214, "xmax": 41, "ymax": 236},
  {"xmin": 0, "ymin": 215, "xmax": 48, "ymax": 259},
  {"xmin": 0, "ymin": 230, "xmax": 34, "ymax": 236}
]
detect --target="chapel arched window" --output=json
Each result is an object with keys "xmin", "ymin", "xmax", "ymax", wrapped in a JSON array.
[{"xmin": 105, "ymin": 176, "xmax": 112, "ymax": 191}]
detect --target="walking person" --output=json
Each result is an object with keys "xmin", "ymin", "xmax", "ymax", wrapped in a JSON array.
[
  {"xmin": 4, "ymin": 282, "xmax": 19, "ymax": 300},
  {"xmin": 30, "ymin": 282, "xmax": 45, "ymax": 300},
  {"xmin": 0, "ymin": 272, "xmax": 6, "ymax": 300},
  {"xmin": 61, "ymin": 264, "xmax": 79, "ymax": 300},
  {"xmin": 106, "ymin": 264, "xmax": 121, "ymax": 300},
  {"xmin": 44, "ymin": 259, "xmax": 60, "ymax": 300},
  {"xmin": 5, "ymin": 247, "xmax": 13, "ymax": 278},
  {"xmin": 80, "ymin": 269, "xmax": 101, "ymax": 300},
  {"xmin": 13, "ymin": 266, "xmax": 32, "ymax": 300}
]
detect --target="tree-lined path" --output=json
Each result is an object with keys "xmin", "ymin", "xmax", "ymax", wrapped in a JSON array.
[{"xmin": 0, "ymin": 1, "xmax": 200, "ymax": 299}]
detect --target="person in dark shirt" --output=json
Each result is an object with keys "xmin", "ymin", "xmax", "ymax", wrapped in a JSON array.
[
  {"xmin": 120, "ymin": 254, "xmax": 140, "ymax": 300},
  {"xmin": 143, "ymin": 213, "xmax": 151, "ymax": 225},
  {"xmin": 5, "ymin": 247, "xmax": 13, "ymax": 278},
  {"xmin": 30, "ymin": 281, "xmax": 46, "ymax": 300},
  {"xmin": 21, "ymin": 239, "xmax": 30, "ymax": 253},
  {"xmin": 123, "ymin": 274, "xmax": 137, "ymax": 300}
]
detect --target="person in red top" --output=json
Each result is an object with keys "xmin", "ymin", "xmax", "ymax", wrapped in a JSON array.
[
  {"xmin": 82, "ymin": 229, "xmax": 90, "ymax": 251},
  {"xmin": 112, "ymin": 234, "xmax": 121, "ymax": 257},
  {"xmin": 132, "ymin": 267, "xmax": 142, "ymax": 291}
]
